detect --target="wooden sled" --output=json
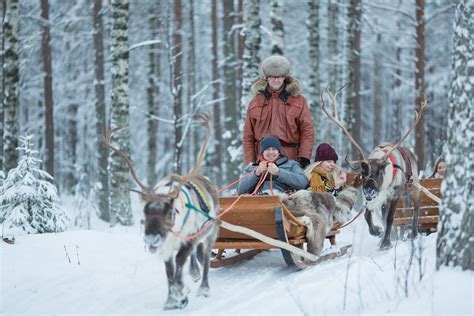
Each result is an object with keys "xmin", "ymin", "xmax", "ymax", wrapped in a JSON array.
[
  {"xmin": 393, "ymin": 178, "xmax": 442, "ymax": 234},
  {"xmin": 212, "ymin": 195, "xmax": 351, "ymax": 270}
]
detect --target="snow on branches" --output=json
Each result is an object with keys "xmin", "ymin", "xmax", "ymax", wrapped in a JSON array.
[{"xmin": 0, "ymin": 135, "xmax": 69, "ymax": 235}]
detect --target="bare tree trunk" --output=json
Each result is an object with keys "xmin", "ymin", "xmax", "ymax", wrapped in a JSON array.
[
  {"xmin": 172, "ymin": 0, "xmax": 183, "ymax": 174},
  {"xmin": 372, "ymin": 33, "xmax": 382, "ymax": 147},
  {"xmin": 211, "ymin": 0, "xmax": 222, "ymax": 183},
  {"xmin": 415, "ymin": 0, "xmax": 426, "ymax": 170},
  {"xmin": 270, "ymin": 0, "xmax": 284, "ymax": 55},
  {"xmin": 343, "ymin": 0, "xmax": 362, "ymax": 159},
  {"xmin": 187, "ymin": 0, "xmax": 197, "ymax": 169},
  {"xmin": 108, "ymin": 0, "xmax": 132, "ymax": 226},
  {"xmin": 236, "ymin": 0, "xmax": 244, "ymax": 108},
  {"xmin": 223, "ymin": 0, "xmax": 240, "ymax": 182},
  {"xmin": 326, "ymin": 0, "xmax": 340, "ymax": 148},
  {"xmin": 0, "ymin": 0, "xmax": 5, "ymax": 171},
  {"xmin": 307, "ymin": 0, "xmax": 320, "ymax": 145},
  {"xmin": 2, "ymin": 0, "xmax": 19, "ymax": 174},
  {"xmin": 390, "ymin": 41, "xmax": 402, "ymax": 143},
  {"xmin": 436, "ymin": 0, "xmax": 473, "ymax": 271},
  {"xmin": 92, "ymin": 0, "xmax": 110, "ymax": 222},
  {"xmin": 147, "ymin": 14, "xmax": 160, "ymax": 187},
  {"xmin": 65, "ymin": 103, "xmax": 78, "ymax": 190},
  {"xmin": 41, "ymin": 0, "xmax": 54, "ymax": 178},
  {"xmin": 240, "ymin": 0, "xmax": 261, "ymax": 121}
]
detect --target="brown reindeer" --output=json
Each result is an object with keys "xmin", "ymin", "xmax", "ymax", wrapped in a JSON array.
[
  {"xmin": 321, "ymin": 87, "xmax": 426, "ymax": 249},
  {"xmin": 103, "ymin": 114, "xmax": 219, "ymax": 310}
]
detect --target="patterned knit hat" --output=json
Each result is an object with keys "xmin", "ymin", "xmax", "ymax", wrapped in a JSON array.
[
  {"xmin": 259, "ymin": 136, "xmax": 282, "ymax": 154},
  {"xmin": 314, "ymin": 143, "xmax": 338, "ymax": 162},
  {"xmin": 259, "ymin": 55, "xmax": 292, "ymax": 78}
]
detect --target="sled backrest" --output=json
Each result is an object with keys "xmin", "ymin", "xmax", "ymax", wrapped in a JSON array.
[{"xmin": 218, "ymin": 195, "xmax": 306, "ymax": 240}]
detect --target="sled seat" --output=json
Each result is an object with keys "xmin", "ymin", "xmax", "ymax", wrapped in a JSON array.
[
  {"xmin": 212, "ymin": 195, "xmax": 348, "ymax": 269},
  {"xmin": 393, "ymin": 178, "xmax": 442, "ymax": 233}
]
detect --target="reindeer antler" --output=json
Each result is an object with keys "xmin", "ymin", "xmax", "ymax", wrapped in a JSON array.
[
  {"xmin": 382, "ymin": 97, "xmax": 428, "ymax": 158},
  {"xmin": 321, "ymin": 85, "xmax": 368, "ymax": 164},
  {"xmin": 102, "ymin": 128, "xmax": 154, "ymax": 199}
]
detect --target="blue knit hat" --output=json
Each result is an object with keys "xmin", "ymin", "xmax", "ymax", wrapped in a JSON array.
[{"xmin": 259, "ymin": 136, "xmax": 282, "ymax": 154}]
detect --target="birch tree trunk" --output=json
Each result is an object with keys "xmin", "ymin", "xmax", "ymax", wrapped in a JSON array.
[
  {"xmin": 65, "ymin": 103, "xmax": 78, "ymax": 190},
  {"xmin": 172, "ymin": 0, "xmax": 183, "ymax": 174},
  {"xmin": 326, "ymin": 0, "xmax": 340, "ymax": 148},
  {"xmin": 414, "ymin": 0, "xmax": 426, "ymax": 170},
  {"xmin": 307, "ymin": 0, "xmax": 320, "ymax": 145},
  {"xmin": 41, "ymin": 0, "xmax": 55, "ymax": 178},
  {"xmin": 92, "ymin": 0, "xmax": 110, "ymax": 221},
  {"xmin": 240, "ymin": 0, "xmax": 261, "ymax": 121},
  {"xmin": 2, "ymin": 0, "xmax": 19, "ymax": 174},
  {"xmin": 108, "ymin": 0, "xmax": 133, "ymax": 226},
  {"xmin": 372, "ymin": 33, "xmax": 382, "ymax": 147},
  {"xmin": 436, "ymin": 0, "xmax": 473, "ymax": 271},
  {"xmin": 343, "ymin": 0, "xmax": 362, "ymax": 158},
  {"xmin": 211, "ymin": 0, "xmax": 222, "ymax": 182},
  {"xmin": 270, "ymin": 0, "xmax": 284, "ymax": 55},
  {"xmin": 223, "ymin": 0, "xmax": 240, "ymax": 181},
  {"xmin": 147, "ymin": 14, "xmax": 160, "ymax": 187}
]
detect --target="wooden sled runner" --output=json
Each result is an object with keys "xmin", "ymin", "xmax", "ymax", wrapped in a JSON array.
[
  {"xmin": 393, "ymin": 178, "xmax": 442, "ymax": 234},
  {"xmin": 212, "ymin": 195, "xmax": 351, "ymax": 270}
]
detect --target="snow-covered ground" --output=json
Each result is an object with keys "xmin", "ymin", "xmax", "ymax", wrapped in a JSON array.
[{"xmin": 1, "ymin": 215, "xmax": 473, "ymax": 316}]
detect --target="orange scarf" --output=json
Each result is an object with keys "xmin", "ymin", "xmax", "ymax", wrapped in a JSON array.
[{"xmin": 309, "ymin": 166, "xmax": 335, "ymax": 192}]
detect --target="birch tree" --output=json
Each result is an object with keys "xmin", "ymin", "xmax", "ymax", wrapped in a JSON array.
[
  {"xmin": 343, "ymin": 0, "xmax": 362, "ymax": 158},
  {"xmin": 414, "ymin": 0, "xmax": 426, "ymax": 170},
  {"xmin": 2, "ymin": 0, "xmax": 19, "ymax": 174},
  {"xmin": 92, "ymin": 0, "xmax": 110, "ymax": 221},
  {"xmin": 108, "ymin": 0, "xmax": 133, "ymax": 226},
  {"xmin": 270, "ymin": 0, "xmax": 284, "ymax": 55},
  {"xmin": 240, "ymin": 0, "xmax": 260, "ymax": 122},
  {"xmin": 436, "ymin": 0, "xmax": 473, "ymax": 271},
  {"xmin": 238, "ymin": 0, "xmax": 260, "ymax": 166},
  {"xmin": 307, "ymin": 0, "xmax": 320, "ymax": 145},
  {"xmin": 41, "ymin": 0, "xmax": 55, "ymax": 177}
]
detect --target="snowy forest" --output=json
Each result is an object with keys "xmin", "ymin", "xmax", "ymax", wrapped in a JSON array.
[{"xmin": 1, "ymin": 0, "xmax": 473, "ymax": 314}]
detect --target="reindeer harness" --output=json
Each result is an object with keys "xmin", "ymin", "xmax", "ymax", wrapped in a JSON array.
[{"xmin": 381, "ymin": 147, "xmax": 413, "ymax": 189}]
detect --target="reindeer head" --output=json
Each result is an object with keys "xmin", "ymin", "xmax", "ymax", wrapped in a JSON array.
[
  {"xmin": 102, "ymin": 114, "xmax": 212, "ymax": 253},
  {"xmin": 359, "ymin": 159, "xmax": 388, "ymax": 201},
  {"xmin": 321, "ymin": 86, "xmax": 426, "ymax": 202}
]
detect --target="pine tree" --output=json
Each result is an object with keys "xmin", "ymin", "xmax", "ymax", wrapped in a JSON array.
[
  {"xmin": 0, "ymin": 135, "xmax": 69, "ymax": 235},
  {"xmin": 436, "ymin": 0, "xmax": 473, "ymax": 271},
  {"xmin": 270, "ymin": 0, "xmax": 284, "ymax": 55}
]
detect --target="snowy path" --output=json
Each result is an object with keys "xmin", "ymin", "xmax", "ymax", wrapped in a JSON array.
[{"xmin": 1, "ymin": 220, "xmax": 472, "ymax": 315}]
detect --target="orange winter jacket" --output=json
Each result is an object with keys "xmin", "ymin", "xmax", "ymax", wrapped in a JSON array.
[{"xmin": 243, "ymin": 78, "xmax": 315, "ymax": 165}]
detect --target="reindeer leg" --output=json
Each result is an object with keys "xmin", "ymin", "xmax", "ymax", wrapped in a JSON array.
[
  {"xmin": 411, "ymin": 197, "xmax": 420, "ymax": 239},
  {"xmin": 380, "ymin": 201, "xmax": 397, "ymax": 250},
  {"xmin": 163, "ymin": 260, "xmax": 177, "ymax": 310},
  {"xmin": 197, "ymin": 226, "xmax": 218, "ymax": 297},
  {"xmin": 165, "ymin": 243, "xmax": 194, "ymax": 310},
  {"xmin": 189, "ymin": 254, "xmax": 201, "ymax": 282},
  {"xmin": 365, "ymin": 209, "xmax": 382, "ymax": 236}
]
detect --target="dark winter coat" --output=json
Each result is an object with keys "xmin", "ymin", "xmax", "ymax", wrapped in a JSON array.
[
  {"xmin": 236, "ymin": 156, "xmax": 309, "ymax": 195},
  {"xmin": 242, "ymin": 77, "xmax": 315, "ymax": 165}
]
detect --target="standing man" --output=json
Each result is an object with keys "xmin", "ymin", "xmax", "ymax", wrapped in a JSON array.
[{"xmin": 243, "ymin": 55, "xmax": 315, "ymax": 169}]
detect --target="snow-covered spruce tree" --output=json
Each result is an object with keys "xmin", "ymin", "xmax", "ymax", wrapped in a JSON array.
[
  {"xmin": 436, "ymin": 0, "xmax": 473, "ymax": 271},
  {"xmin": 270, "ymin": 0, "xmax": 284, "ymax": 55},
  {"xmin": 0, "ymin": 135, "xmax": 68, "ymax": 235}
]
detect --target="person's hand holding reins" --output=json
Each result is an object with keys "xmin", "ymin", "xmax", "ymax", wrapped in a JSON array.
[
  {"xmin": 267, "ymin": 162, "xmax": 280, "ymax": 176},
  {"xmin": 255, "ymin": 161, "xmax": 268, "ymax": 176}
]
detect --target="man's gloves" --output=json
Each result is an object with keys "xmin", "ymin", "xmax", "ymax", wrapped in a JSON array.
[{"xmin": 297, "ymin": 157, "xmax": 310, "ymax": 169}]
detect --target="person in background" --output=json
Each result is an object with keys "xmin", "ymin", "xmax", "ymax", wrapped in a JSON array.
[
  {"xmin": 236, "ymin": 136, "xmax": 308, "ymax": 195},
  {"xmin": 429, "ymin": 157, "xmax": 445, "ymax": 179},
  {"xmin": 305, "ymin": 143, "xmax": 346, "ymax": 196},
  {"xmin": 242, "ymin": 55, "xmax": 315, "ymax": 170}
]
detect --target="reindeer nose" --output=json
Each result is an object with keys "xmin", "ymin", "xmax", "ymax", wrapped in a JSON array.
[{"xmin": 144, "ymin": 234, "xmax": 160, "ymax": 246}]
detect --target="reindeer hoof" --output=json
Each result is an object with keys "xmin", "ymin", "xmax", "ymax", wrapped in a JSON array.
[
  {"xmin": 197, "ymin": 286, "xmax": 210, "ymax": 298},
  {"xmin": 164, "ymin": 297, "xmax": 189, "ymax": 310},
  {"xmin": 369, "ymin": 226, "xmax": 382, "ymax": 237},
  {"xmin": 379, "ymin": 242, "xmax": 391, "ymax": 250}
]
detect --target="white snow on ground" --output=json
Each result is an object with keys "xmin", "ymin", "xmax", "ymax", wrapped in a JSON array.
[{"xmin": 1, "ymin": 216, "xmax": 473, "ymax": 316}]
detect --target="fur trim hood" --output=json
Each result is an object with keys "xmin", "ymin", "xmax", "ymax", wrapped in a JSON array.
[{"xmin": 250, "ymin": 77, "xmax": 302, "ymax": 97}]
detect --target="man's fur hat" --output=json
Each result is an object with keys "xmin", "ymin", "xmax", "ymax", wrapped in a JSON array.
[{"xmin": 259, "ymin": 55, "xmax": 291, "ymax": 78}]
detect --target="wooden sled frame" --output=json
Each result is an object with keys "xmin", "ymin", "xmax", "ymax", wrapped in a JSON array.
[
  {"xmin": 393, "ymin": 178, "xmax": 442, "ymax": 234},
  {"xmin": 212, "ymin": 195, "xmax": 351, "ymax": 270}
]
